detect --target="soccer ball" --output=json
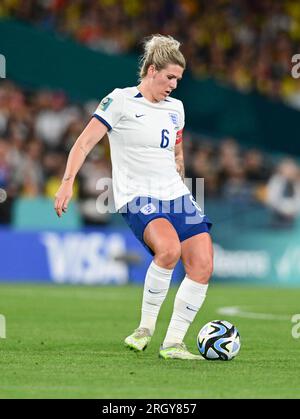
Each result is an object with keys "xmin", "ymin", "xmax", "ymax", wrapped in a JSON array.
[{"xmin": 197, "ymin": 320, "xmax": 241, "ymax": 361}]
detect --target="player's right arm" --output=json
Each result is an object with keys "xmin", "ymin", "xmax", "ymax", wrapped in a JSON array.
[{"xmin": 54, "ymin": 118, "xmax": 108, "ymax": 217}]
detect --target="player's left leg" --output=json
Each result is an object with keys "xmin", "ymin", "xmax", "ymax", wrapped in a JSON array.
[{"xmin": 160, "ymin": 232, "xmax": 213, "ymax": 359}]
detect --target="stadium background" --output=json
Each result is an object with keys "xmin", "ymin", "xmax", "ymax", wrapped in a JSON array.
[{"xmin": 0, "ymin": 0, "xmax": 300, "ymax": 399}]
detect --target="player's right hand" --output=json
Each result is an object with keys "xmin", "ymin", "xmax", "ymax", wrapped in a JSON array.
[{"xmin": 54, "ymin": 183, "xmax": 73, "ymax": 218}]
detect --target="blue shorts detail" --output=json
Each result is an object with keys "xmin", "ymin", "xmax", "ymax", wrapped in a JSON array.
[{"xmin": 120, "ymin": 195, "xmax": 212, "ymax": 256}]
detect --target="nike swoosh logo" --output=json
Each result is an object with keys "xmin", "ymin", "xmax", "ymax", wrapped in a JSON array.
[
  {"xmin": 148, "ymin": 289, "xmax": 161, "ymax": 294},
  {"xmin": 186, "ymin": 306, "xmax": 197, "ymax": 312},
  {"xmin": 135, "ymin": 114, "xmax": 145, "ymax": 118}
]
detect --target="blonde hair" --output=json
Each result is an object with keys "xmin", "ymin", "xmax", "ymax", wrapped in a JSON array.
[{"xmin": 139, "ymin": 34, "xmax": 186, "ymax": 80}]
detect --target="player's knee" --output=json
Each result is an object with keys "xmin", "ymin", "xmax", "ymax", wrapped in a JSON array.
[
  {"xmin": 185, "ymin": 257, "xmax": 213, "ymax": 284},
  {"xmin": 155, "ymin": 244, "xmax": 181, "ymax": 269}
]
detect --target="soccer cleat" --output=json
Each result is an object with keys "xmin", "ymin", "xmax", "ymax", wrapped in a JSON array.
[
  {"xmin": 124, "ymin": 327, "xmax": 152, "ymax": 351},
  {"xmin": 159, "ymin": 342, "xmax": 204, "ymax": 360}
]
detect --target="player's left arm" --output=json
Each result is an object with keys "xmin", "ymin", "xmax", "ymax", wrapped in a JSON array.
[{"xmin": 175, "ymin": 131, "xmax": 185, "ymax": 181}]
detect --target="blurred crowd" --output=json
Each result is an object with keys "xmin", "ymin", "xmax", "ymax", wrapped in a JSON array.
[
  {"xmin": 0, "ymin": 80, "xmax": 110, "ymax": 224},
  {"xmin": 1, "ymin": 80, "xmax": 300, "ymax": 228},
  {"xmin": 2, "ymin": 0, "xmax": 300, "ymax": 106}
]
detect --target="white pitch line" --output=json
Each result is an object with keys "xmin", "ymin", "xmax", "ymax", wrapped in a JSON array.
[{"xmin": 217, "ymin": 306, "xmax": 291, "ymax": 321}]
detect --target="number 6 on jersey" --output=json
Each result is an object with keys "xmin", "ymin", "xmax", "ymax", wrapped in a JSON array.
[{"xmin": 160, "ymin": 129, "xmax": 170, "ymax": 148}]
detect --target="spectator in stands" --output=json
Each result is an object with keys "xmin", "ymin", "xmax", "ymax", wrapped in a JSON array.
[
  {"xmin": 244, "ymin": 149, "xmax": 272, "ymax": 184},
  {"xmin": 19, "ymin": 140, "xmax": 44, "ymax": 196},
  {"xmin": 266, "ymin": 158, "xmax": 300, "ymax": 228},
  {"xmin": 186, "ymin": 145, "xmax": 218, "ymax": 198},
  {"xmin": 79, "ymin": 147, "xmax": 113, "ymax": 225},
  {"xmin": 217, "ymin": 137, "xmax": 241, "ymax": 191},
  {"xmin": 0, "ymin": 139, "xmax": 16, "ymax": 223},
  {"xmin": 34, "ymin": 91, "xmax": 77, "ymax": 149}
]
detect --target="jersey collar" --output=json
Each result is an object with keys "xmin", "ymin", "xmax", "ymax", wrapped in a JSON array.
[{"xmin": 133, "ymin": 87, "xmax": 171, "ymax": 103}]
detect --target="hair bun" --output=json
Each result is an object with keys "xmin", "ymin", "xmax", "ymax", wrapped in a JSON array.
[
  {"xmin": 139, "ymin": 34, "xmax": 185, "ymax": 80},
  {"xmin": 145, "ymin": 35, "xmax": 181, "ymax": 55}
]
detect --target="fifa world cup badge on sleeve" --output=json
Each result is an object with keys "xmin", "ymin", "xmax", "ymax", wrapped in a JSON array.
[{"xmin": 99, "ymin": 97, "xmax": 113, "ymax": 111}]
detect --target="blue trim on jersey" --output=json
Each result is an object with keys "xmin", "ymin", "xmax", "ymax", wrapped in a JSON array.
[
  {"xmin": 120, "ymin": 195, "xmax": 212, "ymax": 256},
  {"xmin": 92, "ymin": 114, "xmax": 112, "ymax": 131},
  {"xmin": 164, "ymin": 99, "xmax": 171, "ymax": 102}
]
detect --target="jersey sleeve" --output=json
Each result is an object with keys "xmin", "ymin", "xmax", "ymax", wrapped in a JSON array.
[
  {"xmin": 93, "ymin": 88, "xmax": 124, "ymax": 131},
  {"xmin": 176, "ymin": 101, "xmax": 185, "ymax": 145}
]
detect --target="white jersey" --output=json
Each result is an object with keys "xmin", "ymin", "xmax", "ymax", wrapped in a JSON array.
[{"xmin": 93, "ymin": 86, "xmax": 190, "ymax": 210}]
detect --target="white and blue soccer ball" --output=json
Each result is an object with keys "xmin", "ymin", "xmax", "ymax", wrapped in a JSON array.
[{"xmin": 197, "ymin": 320, "xmax": 241, "ymax": 361}]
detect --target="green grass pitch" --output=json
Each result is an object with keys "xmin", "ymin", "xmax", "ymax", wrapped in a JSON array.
[{"xmin": 0, "ymin": 283, "xmax": 299, "ymax": 399}]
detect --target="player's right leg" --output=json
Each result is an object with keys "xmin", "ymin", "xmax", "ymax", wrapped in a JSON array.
[
  {"xmin": 124, "ymin": 218, "xmax": 181, "ymax": 351},
  {"xmin": 159, "ymin": 232, "xmax": 213, "ymax": 360}
]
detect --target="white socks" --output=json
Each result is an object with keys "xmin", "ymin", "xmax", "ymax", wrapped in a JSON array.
[
  {"xmin": 138, "ymin": 264, "xmax": 208, "ymax": 346},
  {"xmin": 139, "ymin": 261, "xmax": 173, "ymax": 335},
  {"xmin": 163, "ymin": 276, "xmax": 208, "ymax": 347}
]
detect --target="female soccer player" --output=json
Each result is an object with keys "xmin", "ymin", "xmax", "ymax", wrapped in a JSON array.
[{"xmin": 54, "ymin": 35, "xmax": 213, "ymax": 360}]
